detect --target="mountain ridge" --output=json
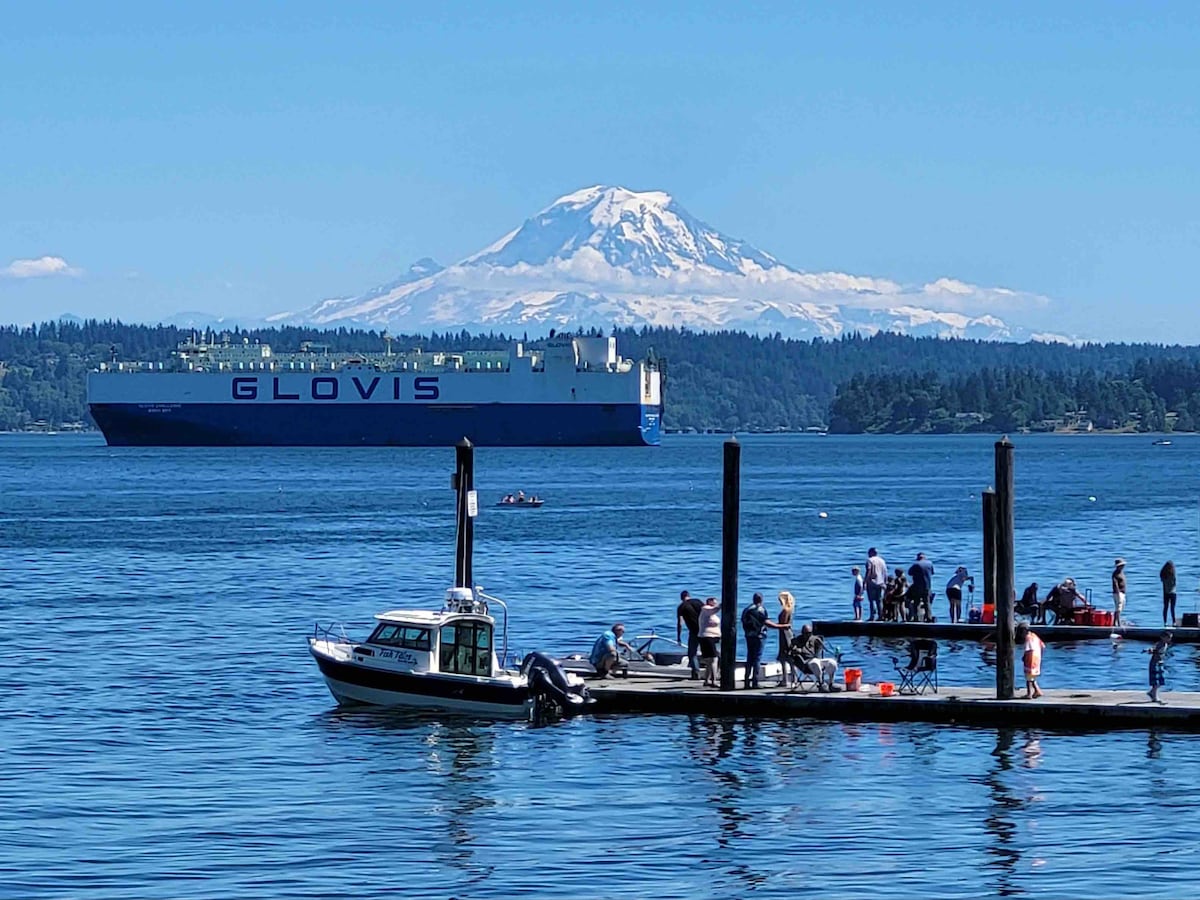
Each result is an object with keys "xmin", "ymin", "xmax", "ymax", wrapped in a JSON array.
[{"xmin": 272, "ymin": 185, "xmax": 1051, "ymax": 341}]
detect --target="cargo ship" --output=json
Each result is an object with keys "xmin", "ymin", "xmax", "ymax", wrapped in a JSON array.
[{"xmin": 88, "ymin": 333, "xmax": 662, "ymax": 446}]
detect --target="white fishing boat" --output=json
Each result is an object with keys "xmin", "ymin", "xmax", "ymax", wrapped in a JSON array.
[
  {"xmin": 307, "ymin": 439, "xmax": 591, "ymax": 720},
  {"xmin": 309, "ymin": 587, "xmax": 588, "ymax": 718}
]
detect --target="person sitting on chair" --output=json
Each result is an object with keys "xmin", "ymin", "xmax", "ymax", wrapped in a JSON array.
[
  {"xmin": 1016, "ymin": 582, "xmax": 1040, "ymax": 620},
  {"xmin": 589, "ymin": 622, "xmax": 636, "ymax": 678},
  {"xmin": 792, "ymin": 624, "xmax": 838, "ymax": 691},
  {"xmin": 1042, "ymin": 578, "xmax": 1087, "ymax": 624}
]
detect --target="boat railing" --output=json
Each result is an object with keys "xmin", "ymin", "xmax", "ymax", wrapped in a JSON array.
[
  {"xmin": 474, "ymin": 587, "xmax": 510, "ymax": 674},
  {"xmin": 311, "ymin": 621, "xmax": 370, "ymax": 644}
]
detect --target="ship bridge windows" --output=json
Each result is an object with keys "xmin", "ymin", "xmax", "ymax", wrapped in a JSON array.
[
  {"xmin": 367, "ymin": 623, "xmax": 432, "ymax": 651},
  {"xmin": 439, "ymin": 621, "xmax": 492, "ymax": 677}
]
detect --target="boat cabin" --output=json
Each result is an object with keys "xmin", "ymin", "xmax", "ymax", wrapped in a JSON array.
[{"xmin": 351, "ymin": 588, "xmax": 498, "ymax": 678}]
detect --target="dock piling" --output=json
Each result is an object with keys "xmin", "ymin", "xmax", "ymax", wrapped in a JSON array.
[
  {"xmin": 982, "ymin": 488, "xmax": 996, "ymax": 623},
  {"xmin": 994, "ymin": 438, "xmax": 1016, "ymax": 699},
  {"xmin": 453, "ymin": 437, "xmax": 475, "ymax": 589},
  {"xmin": 720, "ymin": 438, "xmax": 740, "ymax": 691}
]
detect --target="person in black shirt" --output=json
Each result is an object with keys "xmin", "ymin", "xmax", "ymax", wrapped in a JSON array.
[
  {"xmin": 676, "ymin": 589, "xmax": 704, "ymax": 680},
  {"xmin": 741, "ymin": 592, "xmax": 770, "ymax": 688}
]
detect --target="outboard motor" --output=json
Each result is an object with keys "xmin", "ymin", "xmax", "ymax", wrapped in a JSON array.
[{"xmin": 521, "ymin": 651, "xmax": 592, "ymax": 723}]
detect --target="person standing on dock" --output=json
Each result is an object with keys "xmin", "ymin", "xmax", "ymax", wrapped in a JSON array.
[
  {"xmin": 1160, "ymin": 561, "xmax": 1177, "ymax": 628},
  {"xmin": 1112, "ymin": 559, "xmax": 1128, "ymax": 627},
  {"xmin": 1015, "ymin": 623, "xmax": 1045, "ymax": 699},
  {"xmin": 676, "ymin": 590, "xmax": 704, "ymax": 679},
  {"xmin": 741, "ymin": 592, "xmax": 770, "ymax": 689},
  {"xmin": 774, "ymin": 591, "xmax": 796, "ymax": 687},
  {"xmin": 865, "ymin": 548, "xmax": 887, "ymax": 621},
  {"xmin": 1148, "ymin": 631, "xmax": 1171, "ymax": 703},
  {"xmin": 852, "ymin": 567, "xmax": 864, "ymax": 621},
  {"xmin": 698, "ymin": 596, "xmax": 722, "ymax": 687},
  {"xmin": 908, "ymin": 553, "xmax": 935, "ymax": 623},
  {"xmin": 945, "ymin": 566, "xmax": 974, "ymax": 624}
]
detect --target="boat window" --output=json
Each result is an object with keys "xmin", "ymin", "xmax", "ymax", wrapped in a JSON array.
[
  {"xmin": 368, "ymin": 624, "xmax": 401, "ymax": 644},
  {"xmin": 439, "ymin": 621, "xmax": 492, "ymax": 677},
  {"xmin": 369, "ymin": 624, "xmax": 431, "ymax": 651}
]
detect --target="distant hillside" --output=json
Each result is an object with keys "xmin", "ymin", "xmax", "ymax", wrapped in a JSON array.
[{"xmin": 4, "ymin": 320, "xmax": 1200, "ymax": 433}]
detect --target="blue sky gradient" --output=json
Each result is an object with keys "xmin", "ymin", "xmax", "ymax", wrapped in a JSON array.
[{"xmin": 2, "ymin": 2, "xmax": 1197, "ymax": 340}]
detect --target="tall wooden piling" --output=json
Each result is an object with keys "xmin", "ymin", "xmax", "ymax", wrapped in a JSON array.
[
  {"xmin": 453, "ymin": 437, "xmax": 475, "ymax": 589},
  {"xmin": 982, "ymin": 489, "xmax": 996, "ymax": 616},
  {"xmin": 720, "ymin": 438, "xmax": 740, "ymax": 691},
  {"xmin": 994, "ymin": 438, "xmax": 1016, "ymax": 699}
]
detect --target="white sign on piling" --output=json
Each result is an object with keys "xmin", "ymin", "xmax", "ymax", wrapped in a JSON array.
[{"xmin": 466, "ymin": 490, "xmax": 478, "ymax": 518}]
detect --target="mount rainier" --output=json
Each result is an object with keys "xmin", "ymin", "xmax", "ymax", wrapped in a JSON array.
[{"xmin": 272, "ymin": 186, "xmax": 1046, "ymax": 340}]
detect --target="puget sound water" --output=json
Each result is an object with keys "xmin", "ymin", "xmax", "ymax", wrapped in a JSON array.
[{"xmin": 4, "ymin": 432, "xmax": 1200, "ymax": 899}]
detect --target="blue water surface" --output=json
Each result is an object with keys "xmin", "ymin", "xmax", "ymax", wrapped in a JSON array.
[{"xmin": 3, "ymin": 432, "xmax": 1200, "ymax": 899}]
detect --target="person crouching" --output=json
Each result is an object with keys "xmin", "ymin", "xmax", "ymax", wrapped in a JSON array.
[{"xmin": 589, "ymin": 622, "xmax": 634, "ymax": 679}]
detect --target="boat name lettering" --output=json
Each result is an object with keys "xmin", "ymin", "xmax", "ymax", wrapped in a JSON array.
[
  {"xmin": 229, "ymin": 375, "xmax": 441, "ymax": 402},
  {"xmin": 378, "ymin": 649, "xmax": 418, "ymax": 664}
]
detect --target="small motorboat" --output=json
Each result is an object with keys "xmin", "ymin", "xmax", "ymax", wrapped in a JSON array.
[
  {"xmin": 496, "ymin": 494, "xmax": 544, "ymax": 508},
  {"xmin": 309, "ymin": 587, "xmax": 589, "ymax": 719},
  {"xmin": 1152, "ymin": 439, "xmax": 1172, "ymax": 446},
  {"xmin": 308, "ymin": 440, "xmax": 588, "ymax": 720},
  {"xmin": 558, "ymin": 632, "xmax": 784, "ymax": 682}
]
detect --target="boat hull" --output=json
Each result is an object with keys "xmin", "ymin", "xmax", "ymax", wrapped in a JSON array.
[
  {"xmin": 90, "ymin": 401, "xmax": 660, "ymax": 447},
  {"xmin": 310, "ymin": 643, "xmax": 533, "ymax": 718}
]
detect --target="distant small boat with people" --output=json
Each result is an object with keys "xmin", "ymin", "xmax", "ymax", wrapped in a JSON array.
[
  {"xmin": 1152, "ymin": 439, "xmax": 1172, "ymax": 446},
  {"xmin": 497, "ymin": 491, "xmax": 544, "ymax": 508}
]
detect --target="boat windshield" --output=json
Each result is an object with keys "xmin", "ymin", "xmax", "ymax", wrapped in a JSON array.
[{"xmin": 368, "ymin": 623, "xmax": 432, "ymax": 651}]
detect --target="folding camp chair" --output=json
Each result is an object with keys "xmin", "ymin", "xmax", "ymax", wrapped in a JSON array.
[
  {"xmin": 892, "ymin": 639, "xmax": 938, "ymax": 695},
  {"xmin": 787, "ymin": 635, "xmax": 843, "ymax": 692}
]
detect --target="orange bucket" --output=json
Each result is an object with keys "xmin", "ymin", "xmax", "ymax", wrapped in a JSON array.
[
  {"xmin": 879, "ymin": 681, "xmax": 895, "ymax": 697},
  {"xmin": 844, "ymin": 667, "xmax": 863, "ymax": 692}
]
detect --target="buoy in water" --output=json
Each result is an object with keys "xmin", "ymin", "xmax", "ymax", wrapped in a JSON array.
[
  {"xmin": 818, "ymin": 511, "xmax": 829, "ymax": 519},
  {"xmin": 1088, "ymin": 496, "xmax": 1097, "ymax": 502}
]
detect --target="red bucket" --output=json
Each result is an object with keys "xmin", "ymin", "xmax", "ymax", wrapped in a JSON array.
[{"xmin": 844, "ymin": 668, "xmax": 863, "ymax": 692}]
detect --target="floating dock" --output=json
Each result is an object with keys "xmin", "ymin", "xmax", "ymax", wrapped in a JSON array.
[
  {"xmin": 587, "ymin": 677, "xmax": 1200, "ymax": 731},
  {"xmin": 812, "ymin": 619, "xmax": 1193, "ymax": 645}
]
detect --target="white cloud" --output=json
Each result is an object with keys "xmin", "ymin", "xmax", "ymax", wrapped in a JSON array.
[
  {"xmin": 420, "ymin": 254, "xmax": 1046, "ymax": 318},
  {"xmin": 1, "ymin": 256, "xmax": 82, "ymax": 279}
]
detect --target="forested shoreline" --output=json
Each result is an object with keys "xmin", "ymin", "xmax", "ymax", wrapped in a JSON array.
[{"xmin": 5, "ymin": 320, "xmax": 1200, "ymax": 434}]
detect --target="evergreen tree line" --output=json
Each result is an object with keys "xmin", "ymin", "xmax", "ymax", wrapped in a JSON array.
[
  {"xmin": 828, "ymin": 360, "xmax": 1200, "ymax": 434},
  {"xmin": 5, "ymin": 319, "xmax": 1200, "ymax": 432}
]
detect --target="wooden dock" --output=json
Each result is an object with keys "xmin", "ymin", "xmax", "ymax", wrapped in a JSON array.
[
  {"xmin": 812, "ymin": 619, "xmax": 1192, "ymax": 644},
  {"xmin": 586, "ymin": 677, "xmax": 1200, "ymax": 730}
]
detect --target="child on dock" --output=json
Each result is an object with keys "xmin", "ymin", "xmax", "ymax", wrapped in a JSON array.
[
  {"xmin": 852, "ymin": 567, "xmax": 864, "ymax": 621},
  {"xmin": 1015, "ymin": 623, "xmax": 1044, "ymax": 699},
  {"xmin": 1148, "ymin": 631, "xmax": 1171, "ymax": 703}
]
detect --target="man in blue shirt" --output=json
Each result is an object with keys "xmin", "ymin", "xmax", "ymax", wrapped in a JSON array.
[
  {"xmin": 907, "ymin": 553, "xmax": 936, "ymax": 623},
  {"xmin": 589, "ymin": 622, "xmax": 636, "ymax": 678},
  {"xmin": 741, "ymin": 593, "xmax": 770, "ymax": 689}
]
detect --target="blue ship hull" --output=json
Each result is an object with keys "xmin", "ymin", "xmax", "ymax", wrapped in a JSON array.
[{"xmin": 89, "ymin": 402, "xmax": 661, "ymax": 447}]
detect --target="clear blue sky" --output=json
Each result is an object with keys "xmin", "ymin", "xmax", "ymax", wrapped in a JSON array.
[{"xmin": 2, "ymin": 2, "xmax": 1197, "ymax": 340}]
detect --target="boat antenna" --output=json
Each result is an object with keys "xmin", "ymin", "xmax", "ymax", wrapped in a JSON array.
[{"xmin": 453, "ymin": 437, "xmax": 475, "ymax": 589}]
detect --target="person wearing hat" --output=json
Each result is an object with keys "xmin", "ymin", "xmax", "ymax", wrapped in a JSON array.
[{"xmin": 1112, "ymin": 558, "xmax": 1127, "ymax": 628}]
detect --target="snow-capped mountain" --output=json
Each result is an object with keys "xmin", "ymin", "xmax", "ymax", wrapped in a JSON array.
[{"xmin": 273, "ymin": 186, "xmax": 1045, "ymax": 339}]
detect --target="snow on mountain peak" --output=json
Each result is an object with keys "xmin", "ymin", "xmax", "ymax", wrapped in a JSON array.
[
  {"xmin": 466, "ymin": 184, "xmax": 779, "ymax": 277},
  {"xmin": 274, "ymin": 185, "xmax": 1050, "ymax": 341}
]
